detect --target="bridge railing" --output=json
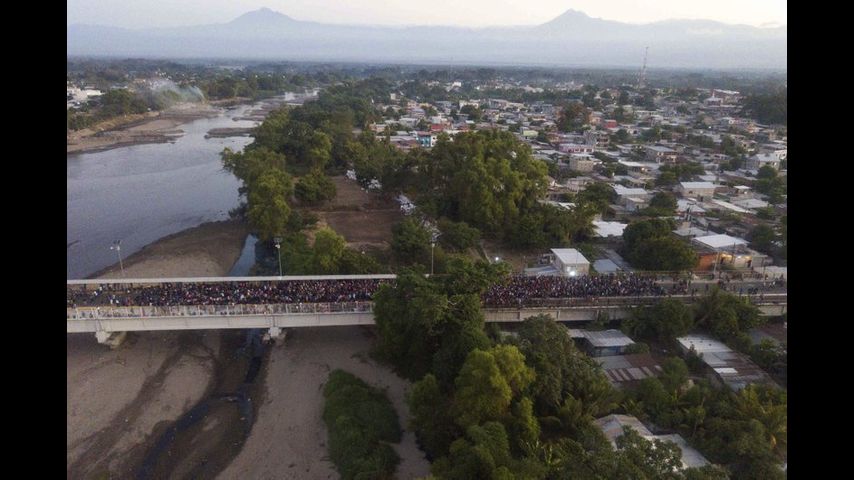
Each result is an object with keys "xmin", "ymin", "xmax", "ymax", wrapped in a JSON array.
[{"xmin": 67, "ymin": 301, "xmax": 375, "ymax": 320}]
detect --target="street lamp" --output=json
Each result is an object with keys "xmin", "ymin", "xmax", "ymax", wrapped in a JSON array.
[
  {"xmin": 110, "ymin": 240, "xmax": 124, "ymax": 278},
  {"xmin": 273, "ymin": 237, "xmax": 283, "ymax": 277}
]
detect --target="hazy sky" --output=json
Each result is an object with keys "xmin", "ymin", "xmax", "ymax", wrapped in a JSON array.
[{"xmin": 67, "ymin": 0, "xmax": 787, "ymax": 29}]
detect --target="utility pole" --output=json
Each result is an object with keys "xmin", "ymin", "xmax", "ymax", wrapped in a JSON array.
[{"xmin": 110, "ymin": 240, "xmax": 124, "ymax": 278}]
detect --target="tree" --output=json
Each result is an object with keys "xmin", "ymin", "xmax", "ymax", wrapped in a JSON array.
[
  {"xmin": 294, "ymin": 170, "xmax": 337, "ymax": 204},
  {"xmin": 694, "ymin": 287, "xmax": 764, "ymax": 339},
  {"xmin": 631, "ymin": 237, "xmax": 698, "ymax": 271},
  {"xmin": 391, "ymin": 218, "xmax": 432, "ymax": 265},
  {"xmin": 557, "ymin": 102, "xmax": 590, "ymax": 132},
  {"xmin": 452, "ymin": 346, "xmax": 534, "ymax": 428},
  {"xmin": 614, "ymin": 427, "xmax": 684, "ymax": 480},
  {"xmin": 311, "ymin": 227, "xmax": 346, "ymax": 273},
  {"xmin": 419, "ymin": 130, "xmax": 548, "ymax": 238},
  {"xmin": 246, "ymin": 169, "xmax": 293, "ymax": 241},
  {"xmin": 407, "ymin": 374, "xmax": 460, "ymax": 458},
  {"xmin": 459, "ymin": 104, "xmax": 482, "ymax": 121},
  {"xmin": 438, "ymin": 218, "xmax": 481, "ymax": 251},
  {"xmin": 748, "ymin": 224, "xmax": 777, "ymax": 255},
  {"xmin": 624, "ymin": 298, "xmax": 694, "ymax": 342},
  {"xmin": 646, "ymin": 192, "xmax": 678, "ymax": 216}
]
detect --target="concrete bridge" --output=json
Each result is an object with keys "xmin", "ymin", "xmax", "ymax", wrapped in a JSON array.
[{"xmin": 67, "ymin": 275, "xmax": 786, "ymax": 345}]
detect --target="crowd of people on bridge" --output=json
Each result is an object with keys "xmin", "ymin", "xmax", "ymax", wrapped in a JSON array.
[
  {"xmin": 67, "ymin": 279, "xmax": 389, "ymax": 308},
  {"xmin": 482, "ymin": 274, "xmax": 666, "ymax": 307},
  {"xmin": 67, "ymin": 273, "xmax": 785, "ymax": 310}
]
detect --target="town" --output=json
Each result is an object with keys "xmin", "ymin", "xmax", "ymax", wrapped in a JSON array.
[{"xmin": 67, "ymin": 5, "xmax": 787, "ymax": 480}]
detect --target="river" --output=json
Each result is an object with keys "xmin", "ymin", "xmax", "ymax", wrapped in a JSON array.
[{"xmin": 66, "ymin": 95, "xmax": 300, "ymax": 279}]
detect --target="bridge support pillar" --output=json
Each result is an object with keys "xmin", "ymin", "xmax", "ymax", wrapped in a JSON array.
[
  {"xmin": 263, "ymin": 326, "xmax": 287, "ymax": 346},
  {"xmin": 95, "ymin": 331, "xmax": 127, "ymax": 349}
]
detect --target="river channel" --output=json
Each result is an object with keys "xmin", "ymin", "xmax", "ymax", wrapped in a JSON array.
[{"xmin": 66, "ymin": 95, "xmax": 300, "ymax": 279}]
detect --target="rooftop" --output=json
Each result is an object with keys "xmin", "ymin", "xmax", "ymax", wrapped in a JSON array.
[
  {"xmin": 551, "ymin": 248, "xmax": 590, "ymax": 266},
  {"xmin": 692, "ymin": 234, "xmax": 749, "ymax": 250}
]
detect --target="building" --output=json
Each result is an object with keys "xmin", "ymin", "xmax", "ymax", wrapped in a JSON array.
[
  {"xmin": 644, "ymin": 145, "xmax": 678, "ymax": 163},
  {"xmin": 597, "ymin": 353, "xmax": 663, "ymax": 387},
  {"xmin": 677, "ymin": 182, "xmax": 717, "ymax": 199},
  {"xmin": 677, "ymin": 335, "xmax": 778, "ymax": 391},
  {"xmin": 559, "ymin": 143, "xmax": 595, "ymax": 154},
  {"xmin": 569, "ymin": 154, "xmax": 598, "ymax": 172},
  {"xmin": 569, "ymin": 329, "xmax": 636, "ymax": 357},
  {"xmin": 550, "ymin": 248, "xmax": 590, "ymax": 276},
  {"xmin": 417, "ymin": 132, "xmax": 438, "ymax": 148},
  {"xmin": 584, "ymin": 129, "xmax": 610, "ymax": 147},
  {"xmin": 746, "ymin": 153, "xmax": 781, "ymax": 171},
  {"xmin": 594, "ymin": 414, "xmax": 711, "ymax": 470}
]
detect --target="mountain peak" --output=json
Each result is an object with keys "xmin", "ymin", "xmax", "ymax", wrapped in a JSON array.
[{"xmin": 229, "ymin": 7, "xmax": 295, "ymax": 25}]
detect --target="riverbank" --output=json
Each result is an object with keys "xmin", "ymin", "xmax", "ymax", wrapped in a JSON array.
[
  {"xmin": 67, "ymin": 102, "xmax": 223, "ymax": 155},
  {"xmin": 217, "ymin": 326, "xmax": 430, "ymax": 480},
  {"xmin": 69, "ymin": 220, "xmax": 251, "ymax": 477},
  {"xmin": 92, "ymin": 220, "xmax": 249, "ymax": 279}
]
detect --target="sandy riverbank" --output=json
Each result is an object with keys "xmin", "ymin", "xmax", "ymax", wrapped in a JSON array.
[
  {"xmin": 93, "ymin": 220, "xmax": 249, "ymax": 279},
  {"xmin": 68, "ymin": 220, "xmax": 249, "ymax": 477},
  {"xmin": 67, "ymin": 102, "xmax": 222, "ymax": 155},
  {"xmin": 217, "ymin": 326, "xmax": 431, "ymax": 480}
]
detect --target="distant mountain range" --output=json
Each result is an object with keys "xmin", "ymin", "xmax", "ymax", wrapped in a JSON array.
[{"xmin": 67, "ymin": 8, "xmax": 787, "ymax": 69}]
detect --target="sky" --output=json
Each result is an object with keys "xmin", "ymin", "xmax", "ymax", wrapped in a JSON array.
[{"xmin": 67, "ymin": 0, "xmax": 787, "ymax": 29}]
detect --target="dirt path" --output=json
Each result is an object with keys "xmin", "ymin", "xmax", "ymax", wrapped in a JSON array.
[{"xmin": 217, "ymin": 326, "xmax": 431, "ymax": 480}]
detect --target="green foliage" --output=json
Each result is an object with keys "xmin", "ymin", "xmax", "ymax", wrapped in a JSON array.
[
  {"xmin": 437, "ymin": 218, "xmax": 481, "ymax": 251},
  {"xmin": 408, "ymin": 374, "xmax": 461, "ymax": 458},
  {"xmin": 246, "ymin": 169, "xmax": 293, "ymax": 241},
  {"xmin": 311, "ymin": 227, "xmax": 346, "ymax": 273},
  {"xmin": 295, "ymin": 170, "xmax": 337, "ymax": 204},
  {"xmin": 431, "ymin": 422, "xmax": 517, "ymax": 480},
  {"xmin": 648, "ymin": 191, "xmax": 678, "ymax": 213},
  {"xmin": 748, "ymin": 224, "xmax": 777, "ymax": 255},
  {"xmin": 452, "ymin": 346, "xmax": 535, "ymax": 428},
  {"xmin": 624, "ymin": 342, "xmax": 650, "ymax": 354},
  {"xmin": 694, "ymin": 288, "xmax": 764, "ymax": 339},
  {"xmin": 557, "ymin": 102, "xmax": 590, "ymax": 132},
  {"xmin": 624, "ymin": 298, "xmax": 694, "ymax": 342},
  {"xmin": 322, "ymin": 370, "xmax": 401, "ymax": 480},
  {"xmin": 743, "ymin": 88, "xmax": 787, "ymax": 125},
  {"xmin": 419, "ymin": 130, "xmax": 548, "ymax": 238},
  {"xmin": 516, "ymin": 315, "xmax": 616, "ymax": 419},
  {"xmin": 391, "ymin": 218, "xmax": 434, "ymax": 266},
  {"xmin": 622, "ymin": 219, "xmax": 697, "ymax": 271}
]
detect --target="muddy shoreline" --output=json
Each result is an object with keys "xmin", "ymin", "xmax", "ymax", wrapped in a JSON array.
[
  {"xmin": 88, "ymin": 220, "xmax": 249, "ymax": 280},
  {"xmin": 67, "ymin": 103, "xmax": 225, "ymax": 155}
]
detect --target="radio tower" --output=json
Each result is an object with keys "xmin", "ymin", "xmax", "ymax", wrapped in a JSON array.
[{"xmin": 637, "ymin": 46, "xmax": 649, "ymax": 89}]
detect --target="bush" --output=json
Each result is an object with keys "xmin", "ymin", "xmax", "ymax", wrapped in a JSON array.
[{"xmin": 323, "ymin": 370, "xmax": 402, "ymax": 480}]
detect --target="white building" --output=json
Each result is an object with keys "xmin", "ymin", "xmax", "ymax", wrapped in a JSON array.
[{"xmin": 550, "ymin": 248, "xmax": 590, "ymax": 276}]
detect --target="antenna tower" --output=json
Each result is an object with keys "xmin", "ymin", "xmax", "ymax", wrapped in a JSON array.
[{"xmin": 637, "ymin": 46, "xmax": 649, "ymax": 89}]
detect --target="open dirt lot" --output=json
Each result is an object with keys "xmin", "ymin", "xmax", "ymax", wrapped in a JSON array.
[
  {"xmin": 308, "ymin": 176, "xmax": 403, "ymax": 250},
  {"xmin": 217, "ymin": 326, "xmax": 430, "ymax": 480}
]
